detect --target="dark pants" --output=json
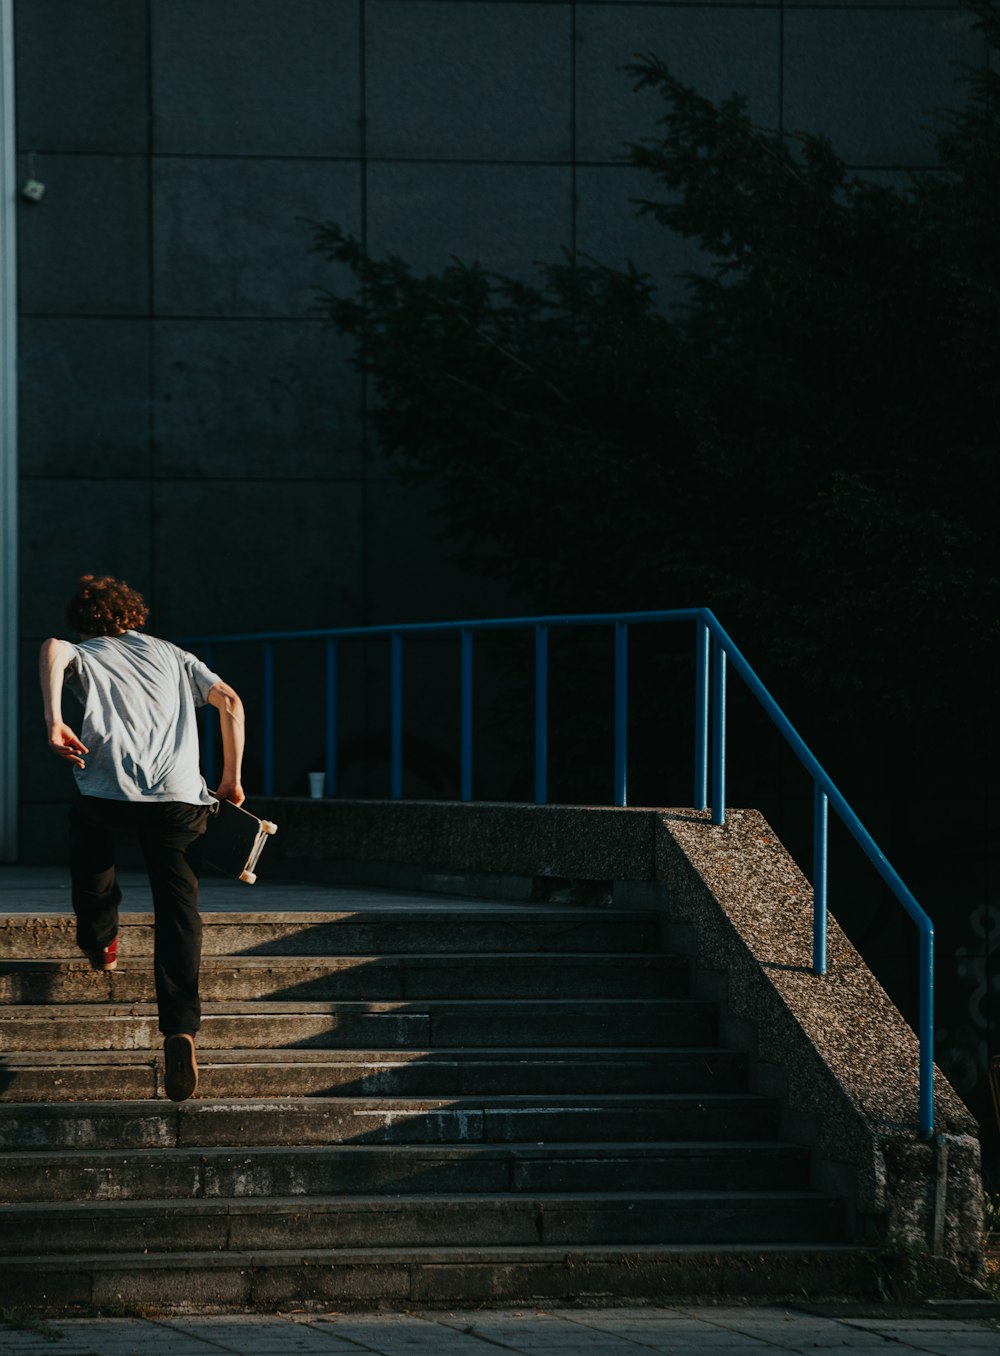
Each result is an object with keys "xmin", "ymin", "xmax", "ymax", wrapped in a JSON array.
[{"xmin": 69, "ymin": 796, "xmax": 209, "ymax": 1037}]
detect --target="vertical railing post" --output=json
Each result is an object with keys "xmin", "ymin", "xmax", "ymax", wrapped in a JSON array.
[
  {"xmin": 614, "ymin": 621, "xmax": 628, "ymax": 807},
  {"xmin": 534, "ymin": 624, "xmax": 548, "ymax": 805},
  {"xmin": 813, "ymin": 783, "xmax": 828, "ymax": 976},
  {"xmin": 460, "ymin": 628, "xmax": 473, "ymax": 802},
  {"xmin": 711, "ymin": 637, "xmax": 726, "ymax": 825},
  {"xmin": 325, "ymin": 638, "xmax": 337, "ymax": 799},
  {"xmin": 262, "ymin": 641, "xmax": 275, "ymax": 796},
  {"xmin": 390, "ymin": 632, "xmax": 403, "ymax": 799},
  {"xmin": 694, "ymin": 619, "xmax": 709, "ymax": 811},
  {"xmin": 919, "ymin": 927, "xmax": 935, "ymax": 1137}
]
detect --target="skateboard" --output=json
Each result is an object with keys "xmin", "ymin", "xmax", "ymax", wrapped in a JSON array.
[{"xmin": 201, "ymin": 799, "xmax": 277, "ymax": 884}]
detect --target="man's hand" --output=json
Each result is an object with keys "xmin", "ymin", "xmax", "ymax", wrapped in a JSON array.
[
  {"xmin": 214, "ymin": 779, "xmax": 246, "ymax": 807},
  {"xmin": 48, "ymin": 722, "xmax": 88, "ymax": 769}
]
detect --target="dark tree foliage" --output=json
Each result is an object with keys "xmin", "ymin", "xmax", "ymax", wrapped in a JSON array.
[{"xmin": 311, "ymin": 4, "xmax": 999, "ymax": 733}]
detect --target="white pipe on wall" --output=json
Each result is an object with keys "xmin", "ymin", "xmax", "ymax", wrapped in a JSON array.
[{"xmin": 0, "ymin": 0, "xmax": 18, "ymax": 861}]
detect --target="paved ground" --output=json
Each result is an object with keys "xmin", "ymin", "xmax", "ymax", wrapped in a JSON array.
[{"xmin": 1, "ymin": 1307, "xmax": 999, "ymax": 1356}]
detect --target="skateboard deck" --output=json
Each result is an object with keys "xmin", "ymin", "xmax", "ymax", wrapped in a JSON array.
[{"xmin": 201, "ymin": 799, "xmax": 277, "ymax": 884}]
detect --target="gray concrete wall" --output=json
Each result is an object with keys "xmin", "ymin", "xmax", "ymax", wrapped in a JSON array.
[
  {"xmin": 14, "ymin": 0, "xmax": 985, "ymax": 817},
  {"xmin": 15, "ymin": 0, "xmax": 984, "ymax": 623}
]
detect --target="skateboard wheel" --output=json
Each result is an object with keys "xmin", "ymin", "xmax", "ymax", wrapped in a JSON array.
[
  {"xmin": 260, "ymin": 820, "xmax": 278, "ymax": 835},
  {"xmin": 239, "ymin": 869, "xmax": 257, "ymax": 884}
]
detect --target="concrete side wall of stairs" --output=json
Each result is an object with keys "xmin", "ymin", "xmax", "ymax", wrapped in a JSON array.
[{"xmin": 256, "ymin": 798, "xmax": 984, "ymax": 1280}]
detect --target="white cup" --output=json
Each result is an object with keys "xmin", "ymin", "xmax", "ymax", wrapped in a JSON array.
[{"xmin": 307, "ymin": 771, "xmax": 326, "ymax": 799}]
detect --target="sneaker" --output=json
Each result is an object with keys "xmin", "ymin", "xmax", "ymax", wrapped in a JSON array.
[
  {"xmin": 81, "ymin": 936, "xmax": 117, "ymax": 972},
  {"xmin": 163, "ymin": 1032, "xmax": 198, "ymax": 1102}
]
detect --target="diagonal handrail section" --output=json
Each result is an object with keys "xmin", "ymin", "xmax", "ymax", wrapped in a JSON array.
[{"xmin": 180, "ymin": 606, "xmax": 935, "ymax": 1135}]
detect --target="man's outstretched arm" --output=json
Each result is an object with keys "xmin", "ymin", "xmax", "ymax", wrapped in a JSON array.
[
  {"xmin": 38, "ymin": 638, "xmax": 89, "ymax": 769},
  {"xmin": 207, "ymin": 680, "xmax": 246, "ymax": 805}
]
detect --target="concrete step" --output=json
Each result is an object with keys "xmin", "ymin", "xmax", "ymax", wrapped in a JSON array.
[
  {"xmin": 0, "ymin": 1191, "xmax": 847, "ymax": 1255},
  {"xmin": 0, "ymin": 1140, "xmax": 810, "ymax": 1203},
  {"xmin": 0, "ymin": 911, "xmax": 660, "ymax": 959},
  {"xmin": 0, "ymin": 1095, "xmax": 781, "ymax": 1149},
  {"xmin": 0, "ymin": 1243, "xmax": 878, "ymax": 1310},
  {"xmin": 0, "ymin": 1045, "xmax": 748, "ymax": 1101},
  {"xmin": 0, "ymin": 953, "xmax": 688, "ymax": 1003},
  {"xmin": 0, "ymin": 1094, "xmax": 780, "ymax": 1151},
  {"xmin": 0, "ymin": 892, "xmax": 855, "ymax": 1306},
  {"xmin": 0, "ymin": 998, "xmax": 718, "ymax": 1051}
]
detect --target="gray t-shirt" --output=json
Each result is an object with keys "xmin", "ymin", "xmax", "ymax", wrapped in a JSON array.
[{"xmin": 65, "ymin": 632, "xmax": 222, "ymax": 805}]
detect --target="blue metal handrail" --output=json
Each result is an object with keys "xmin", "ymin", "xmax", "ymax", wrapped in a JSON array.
[{"xmin": 181, "ymin": 606, "xmax": 935, "ymax": 1135}]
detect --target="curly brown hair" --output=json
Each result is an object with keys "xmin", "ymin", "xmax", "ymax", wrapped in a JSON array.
[{"xmin": 65, "ymin": 575, "xmax": 149, "ymax": 637}]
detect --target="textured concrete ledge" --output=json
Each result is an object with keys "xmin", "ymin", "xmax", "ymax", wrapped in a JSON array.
[
  {"xmin": 255, "ymin": 798, "xmax": 656, "ymax": 892},
  {"xmin": 257, "ymin": 798, "xmax": 983, "ymax": 1282},
  {"xmin": 653, "ymin": 807, "xmax": 982, "ymax": 1282}
]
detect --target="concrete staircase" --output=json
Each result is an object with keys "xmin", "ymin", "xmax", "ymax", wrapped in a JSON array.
[{"xmin": 0, "ymin": 894, "xmax": 871, "ymax": 1311}]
